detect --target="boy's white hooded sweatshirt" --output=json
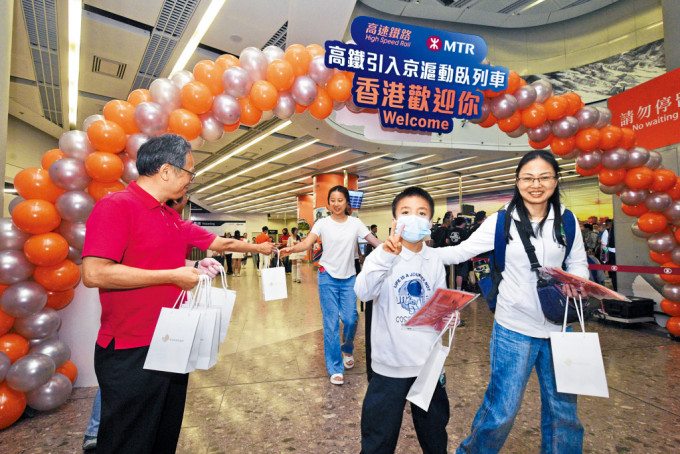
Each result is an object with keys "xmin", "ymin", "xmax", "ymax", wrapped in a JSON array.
[{"xmin": 355, "ymin": 244, "xmax": 446, "ymax": 378}]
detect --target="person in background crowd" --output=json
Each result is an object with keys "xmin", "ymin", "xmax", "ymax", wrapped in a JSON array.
[
  {"xmin": 601, "ymin": 219, "xmax": 617, "ymax": 291},
  {"xmin": 286, "ymin": 227, "xmax": 306, "ymax": 283},
  {"xmin": 280, "ymin": 228, "xmax": 292, "ymax": 273},
  {"xmin": 231, "ymin": 230, "xmax": 247, "ymax": 277},
  {"xmin": 224, "ymin": 232, "xmax": 233, "ymax": 274},
  {"xmin": 362, "ymin": 224, "xmax": 379, "ymax": 382},
  {"xmin": 256, "ymin": 226, "xmax": 272, "ymax": 276},
  {"xmin": 449, "ymin": 217, "xmax": 470, "ymax": 291},
  {"xmin": 583, "ymin": 223, "xmax": 599, "ymax": 256},
  {"xmin": 280, "ymin": 185, "xmax": 381, "ymax": 386},
  {"xmin": 431, "ymin": 212, "xmax": 453, "ymax": 287},
  {"xmin": 469, "ymin": 210, "xmax": 487, "ymax": 234}
]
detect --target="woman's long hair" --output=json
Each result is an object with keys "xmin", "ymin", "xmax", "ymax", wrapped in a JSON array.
[
  {"xmin": 328, "ymin": 185, "xmax": 352, "ymax": 216},
  {"xmin": 234, "ymin": 230, "xmax": 241, "ymax": 240},
  {"xmin": 291, "ymin": 227, "xmax": 301, "ymax": 241},
  {"xmin": 504, "ymin": 149, "xmax": 566, "ymax": 247}
]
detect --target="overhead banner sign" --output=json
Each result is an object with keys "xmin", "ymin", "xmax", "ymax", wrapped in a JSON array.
[
  {"xmin": 607, "ymin": 67, "xmax": 680, "ymax": 150},
  {"xmin": 325, "ymin": 16, "xmax": 508, "ymax": 134}
]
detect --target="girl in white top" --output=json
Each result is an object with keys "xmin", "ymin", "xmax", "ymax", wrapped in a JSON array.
[
  {"xmin": 281, "ymin": 185, "xmax": 381, "ymax": 385},
  {"xmin": 286, "ymin": 227, "xmax": 306, "ymax": 283},
  {"xmin": 231, "ymin": 230, "xmax": 246, "ymax": 276}
]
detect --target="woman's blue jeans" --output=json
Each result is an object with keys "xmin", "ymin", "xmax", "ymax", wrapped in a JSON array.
[
  {"xmin": 85, "ymin": 388, "xmax": 101, "ymax": 437},
  {"xmin": 318, "ymin": 271, "xmax": 357, "ymax": 376},
  {"xmin": 457, "ymin": 322, "xmax": 583, "ymax": 454}
]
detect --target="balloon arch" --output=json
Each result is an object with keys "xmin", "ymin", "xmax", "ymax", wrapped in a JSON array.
[{"xmin": 2, "ymin": 42, "xmax": 680, "ymax": 429}]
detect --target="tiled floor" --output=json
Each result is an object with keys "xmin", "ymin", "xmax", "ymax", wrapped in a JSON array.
[{"xmin": 2, "ymin": 262, "xmax": 680, "ymax": 453}]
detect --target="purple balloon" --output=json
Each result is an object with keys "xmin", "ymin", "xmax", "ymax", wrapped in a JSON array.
[
  {"xmin": 55, "ymin": 190, "xmax": 95, "ymax": 222},
  {"xmin": 620, "ymin": 188, "xmax": 649, "ymax": 206},
  {"xmin": 594, "ymin": 106, "xmax": 612, "ymax": 129},
  {"xmin": 645, "ymin": 150, "xmax": 662, "ymax": 170},
  {"xmin": 513, "ymin": 85, "xmax": 537, "ymax": 109},
  {"xmin": 308, "ymin": 55, "xmax": 333, "ymax": 86},
  {"xmin": 13, "ymin": 308, "xmax": 61, "ymax": 340},
  {"xmin": 149, "ymin": 78, "xmax": 181, "ymax": 113},
  {"xmin": 59, "ymin": 221, "xmax": 87, "ymax": 250},
  {"xmin": 58, "ymin": 130, "xmax": 95, "ymax": 162},
  {"xmin": 134, "ymin": 102, "xmax": 168, "ymax": 136},
  {"xmin": 599, "ymin": 182, "xmax": 624, "ymax": 194},
  {"xmin": 574, "ymin": 106, "xmax": 600, "ymax": 129},
  {"xmin": 239, "ymin": 47, "xmax": 267, "ymax": 82},
  {"xmin": 1, "ymin": 281, "xmax": 47, "ymax": 317},
  {"xmin": 551, "ymin": 116, "xmax": 579, "ymax": 138},
  {"xmin": 575, "ymin": 150, "xmax": 602, "ymax": 170},
  {"xmin": 527, "ymin": 122, "xmax": 552, "ymax": 142},
  {"xmin": 627, "ymin": 146, "xmax": 650, "ymax": 168},
  {"xmin": 120, "ymin": 154, "xmax": 139, "ymax": 184},
  {"xmin": 506, "ymin": 124, "xmax": 528, "ymax": 138},
  {"xmin": 531, "ymin": 79, "xmax": 553, "ymax": 103},
  {"xmin": 222, "ymin": 66, "xmax": 252, "ymax": 98},
  {"xmin": 49, "ymin": 158, "xmax": 91, "ymax": 191},
  {"xmin": 212, "ymin": 94, "xmax": 241, "ymax": 126},
  {"xmin": 631, "ymin": 222, "xmax": 651, "ymax": 238},
  {"xmin": 490, "ymin": 94, "xmax": 518, "ymax": 120},
  {"xmin": 0, "ymin": 218, "xmax": 31, "ymax": 250},
  {"xmin": 6, "ymin": 354, "xmax": 55, "ymax": 392},
  {"xmin": 601, "ymin": 147, "xmax": 629, "ymax": 170},
  {"xmin": 648, "ymin": 232, "xmax": 676, "ymax": 253},
  {"xmin": 26, "ymin": 372, "xmax": 72, "ymax": 411},
  {"xmin": 8, "ymin": 196, "xmax": 26, "ymax": 215},
  {"xmin": 469, "ymin": 98, "xmax": 490, "ymax": 124},
  {"xmin": 169, "ymin": 70, "xmax": 194, "ymax": 89},
  {"xmin": 67, "ymin": 246, "xmax": 83, "ymax": 265},
  {"xmin": 273, "ymin": 90, "xmax": 296, "ymax": 119},
  {"xmin": 291, "ymin": 76, "xmax": 318, "ymax": 106},
  {"xmin": 662, "ymin": 283, "xmax": 680, "ymax": 302},
  {"xmin": 0, "ymin": 250, "xmax": 35, "ymax": 285},
  {"xmin": 125, "ymin": 133, "xmax": 150, "ymax": 160},
  {"xmin": 560, "ymin": 148, "xmax": 581, "ymax": 160},
  {"xmin": 664, "ymin": 200, "xmax": 680, "ymax": 221},
  {"xmin": 645, "ymin": 191, "xmax": 672, "ymax": 212}
]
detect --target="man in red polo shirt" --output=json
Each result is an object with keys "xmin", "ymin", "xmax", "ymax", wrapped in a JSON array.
[
  {"xmin": 255, "ymin": 226, "xmax": 272, "ymax": 275},
  {"xmin": 82, "ymin": 134, "xmax": 274, "ymax": 454}
]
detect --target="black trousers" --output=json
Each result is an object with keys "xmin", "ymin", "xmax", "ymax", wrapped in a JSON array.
[
  {"xmin": 361, "ymin": 372, "xmax": 449, "ymax": 454},
  {"xmin": 94, "ymin": 341, "xmax": 189, "ymax": 454},
  {"xmin": 607, "ymin": 251, "xmax": 617, "ymax": 291}
]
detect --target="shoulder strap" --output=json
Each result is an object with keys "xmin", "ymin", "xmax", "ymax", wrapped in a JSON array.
[
  {"xmin": 514, "ymin": 219, "xmax": 542, "ymax": 278},
  {"xmin": 563, "ymin": 209, "xmax": 576, "ymax": 258},
  {"xmin": 494, "ymin": 210, "xmax": 507, "ymax": 271}
]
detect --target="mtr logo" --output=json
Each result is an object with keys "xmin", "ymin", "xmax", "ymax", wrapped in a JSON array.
[{"xmin": 427, "ymin": 35, "xmax": 475, "ymax": 55}]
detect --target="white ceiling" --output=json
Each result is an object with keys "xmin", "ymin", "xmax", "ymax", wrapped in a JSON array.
[{"xmin": 8, "ymin": 0, "xmax": 625, "ymax": 215}]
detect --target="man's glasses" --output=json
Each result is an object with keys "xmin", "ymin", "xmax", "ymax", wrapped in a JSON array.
[{"xmin": 171, "ymin": 164, "xmax": 197, "ymax": 181}]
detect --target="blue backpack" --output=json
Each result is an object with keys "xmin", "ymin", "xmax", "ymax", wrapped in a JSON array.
[{"xmin": 478, "ymin": 209, "xmax": 576, "ymax": 312}]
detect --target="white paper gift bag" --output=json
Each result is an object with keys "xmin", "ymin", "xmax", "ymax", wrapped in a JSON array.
[
  {"xmin": 550, "ymin": 296, "xmax": 609, "ymax": 398},
  {"xmin": 211, "ymin": 267, "xmax": 236, "ymax": 343},
  {"xmin": 260, "ymin": 250, "xmax": 287, "ymax": 301},
  {"xmin": 144, "ymin": 290, "xmax": 201, "ymax": 374},
  {"xmin": 189, "ymin": 275, "xmax": 221, "ymax": 370},
  {"xmin": 407, "ymin": 313, "xmax": 458, "ymax": 411}
]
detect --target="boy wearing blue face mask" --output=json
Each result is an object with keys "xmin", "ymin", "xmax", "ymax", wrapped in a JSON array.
[{"xmin": 355, "ymin": 187, "xmax": 450, "ymax": 454}]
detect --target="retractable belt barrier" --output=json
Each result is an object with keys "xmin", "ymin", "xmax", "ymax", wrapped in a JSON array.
[{"xmin": 588, "ymin": 264, "xmax": 680, "ymax": 275}]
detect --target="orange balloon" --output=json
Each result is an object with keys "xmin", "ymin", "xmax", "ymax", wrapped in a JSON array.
[
  {"xmin": 575, "ymin": 128, "xmax": 601, "ymax": 152},
  {"xmin": 180, "ymin": 81, "xmax": 214, "ymax": 114},
  {"xmin": 295, "ymin": 103, "xmax": 307, "ymax": 114},
  {"xmin": 23, "ymin": 232, "xmax": 69, "ymax": 267},
  {"xmin": 168, "ymin": 109, "xmax": 202, "ymax": 141},
  {"xmin": 638, "ymin": 212, "xmax": 667, "ymax": 233},
  {"xmin": 562, "ymin": 92, "xmax": 582, "ymax": 116},
  {"xmin": 0, "ymin": 333, "xmax": 29, "ymax": 363},
  {"xmin": 624, "ymin": 167, "xmax": 654, "ymax": 190},
  {"xmin": 575, "ymin": 163, "xmax": 602, "ymax": 177},
  {"xmin": 0, "ymin": 307, "xmax": 14, "ymax": 336},
  {"xmin": 306, "ymin": 44, "xmax": 325, "ymax": 58},
  {"xmin": 41, "ymin": 149, "xmax": 66, "ymax": 170},
  {"xmin": 661, "ymin": 264, "xmax": 680, "ymax": 285},
  {"xmin": 308, "ymin": 86, "xmax": 333, "ymax": 120},
  {"xmin": 326, "ymin": 73, "xmax": 351, "ymax": 102},
  {"xmin": 88, "ymin": 180, "xmax": 125, "ymax": 202},
  {"xmin": 85, "ymin": 152, "xmax": 124, "ymax": 183},
  {"xmin": 87, "ymin": 120, "xmax": 126, "ymax": 153},
  {"xmin": 193, "ymin": 60, "xmax": 223, "ymax": 96},
  {"xmin": 619, "ymin": 127, "xmax": 636, "ymax": 149},
  {"xmin": 127, "ymin": 89, "xmax": 151, "ymax": 106},
  {"xmin": 250, "ymin": 80, "xmax": 279, "ymax": 111},
  {"xmin": 650, "ymin": 250, "xmax": 672, "ymax": 265},
  {"xmin": 521, "ymin": 103, "xmax": 547, "ymax": 128},
  {"xmin": 12, "ymin": 199, "xmax": 61, "ymax": 235},
  {"xmin": 598, "ymin": 125, "xmax": 622, "ymax": 150},
  {"xmin": 484, "ymin": 88, "xmax": 502, "ymax": 99},
  {"xmin": 284, "ymin": 44, "xmax": 312, "ymax": 76},
  {"xmin": 621, "ymin": 202, "xmax": 648, "ymax": 217},
  {"xmin": 497, "ymin": 111, "xmax": 522, "ymax": 133},
  {"xmin": 667, "ymin": 179, "xmax": 680, "ymax": 200},
  {"xmin": 215, "ymin": 54, "xmax": 240, "ymax": 74},
  {"xmin": 103, "ymin": 100, "xmax": 140, "ymax": 135},
  {"xmin": 543, "ymin": 96, "xmax": 568, "ymax": 120},
  {"xmin": 598, "ymin": 168, "xmax": 626, "ymax": 186},
  {"xmin": 666, "ymin": 316, "xmax": 680, "ymax": 336},
  {"xmin": 650, "ymin": 169, "xmax": 677, "ymax": 192},
  {"xmin": 0, "ymin": 381, "xmax": 26, "ymax": 430},
  {"xmin": 529, "ymin": 134, "xmax": 554, "ymax": 150},
  {"xmin": 550, "ymin": 137, "xmax": 576, "ymax": 155},
  {"xmin": 45, "ymin": 288, "xmax": 75, "ymax": 310},
  {"xmin": 266, "ymin": 59, "xmax": 295, "ymax": 91},
  {"xmin": 238, "ymin": 97, "xmax": 262, "ymax": 126},
  {"xmin": 55, "ymin": 360, "xmax": 78, "ymax": 384},
  {"xmin": 479, "ymin": 112, "xmax": 498, "ymax": 128},
  {"xmin": 343, "ymin": 71, "xmax": 355, "ymax": 82},
  {"xmin": 660, "ymin": 299, "xmax": 680, "ymax": 316},
  {"xmin": 503, "ymin": 71, "xmax": 521, "ymax": 95},
  {"xmin": 13, "ymin": 168, "xmax": 65, "ymax": 203},
  {"xmin": 34, "ymin": 259, "xmax": 81, "ymax": 292},
  {"xmin": 223, "ymin": 122, "xmax": 240, "ymax": 132}
]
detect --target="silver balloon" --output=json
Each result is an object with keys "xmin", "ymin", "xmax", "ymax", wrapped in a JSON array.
[
  {"xmin": 6, "ymin": 353, "xmax": 55, "ymax": 392},
  {"xmin": 0, "ymin": 250, "xmax": 35, "ymax": 285},
  {"xmin": 291, "ymin": 75, "xmax": 318, "ymax": 106},
  {"xmin": 188, "ymin": 136, "xmax": 205, "ymax": 150},
  {"xmin": 0, "ymin": 351, "xmax": 10, "ymax": 382},
  {"xmin": 344, "ymin": 97, "xmax": 363, "ymax": 113},
  {"xmin": 574, "ymin": 106, "xmax": 600, "ymax": 129},
  {"xmin": 169, "ymin": 70, "xmax": 194, "ymax": 89},
  {"xmin": 260, "ymin": 110, "xmax": 274, "ymax": 122},
  {"xmin": 308, "ymin": 55, "xmax": 333, "ymax": 86},
  {"xmin": 652, "ymin": 274, "xmax": 667, "ymax": 287},
  {"xmin": 645, "ymin": 191, "xmax": 672, "ymax": 212},
  {"xmin": 599, "ymin": 182, "xmax": 624, "ymax": 194},
  {"xmin": 0, "ymin": 218, "xmax": 31, "ymax": 250},
  {"xmin": 671, "ymin": 250, "xmax": 680, "ymax": 270},
  {"xmin": 222, "ymin": 66, "xmax": 252, "ymax": 98},
  {"xmin": 601, "ymin": 147, "xmax": 629, "ymax": 170},
  {"xmin": 26, "ymin": 372, "xmax": 72, "ymax": 411},
  {"xmin": 469, "ymin": 99, "xmax": 490, "ymax": 124},
  {"xmin": 272, "ymin": 90, "xmax": 296, "ymax": 119},
  {"xmin": 134, "ymin": 102, "xmax": 169, "ymax": 137},
  {"xmin": 29, "ymin": 339, "xmax": 70, "ymax": 369},
  {"xmin": 527, "ymin": 122, "xmax": 553, "ymax": 142},
  {"xmin": 531, "ymin": 79, "xmax": 553, "ymax": 103},
  {"xmin": 513, "ymin": 85, "xmax": 537, "ymax": 110},
  {"xmin": 59, "ymin": 221, "xmax": 87, "ymax": 250},
  {"xmin": 645, "ymin": 150, "xmax": 662, "ymax": 170},
  {"xmin": 55, "ymin": 191, "xmax": 94, "ymax": 223},
  {"xmin": 212, "ymin": 94, "xmax": 241, "ymax": 126},
  {"xmin": 28, "ymin": 331, "xmax": 59, "ymax": 349},
  {"xmin": 662, "ymin": 283, "xmax": 680, "ymax": 301},
  {"xmin": 13, "ymin": 308, "xmax": 61, "ymax": 339},
  {"xmin": 58, "ymin": 130, "xmax": 95, "ymax": 162},
  {"xmin": 82, "ymin": 114, "xmax": 105, "ymax": 132},
  {"xmin": 575, "ymin": 150, "xmax": 602, "ymax": 170},
  {"xmin": 8, "ymin": 196, "xmax": 26, "ymax": 215},
  {"xmin": 199, "ymin": 112, "xmax": 224, "ymax": 142},
  {"xmin": 551, "ymin": 116, "xmax": 579, "ymax": 138},
  {"xmin": 594, "ymin": 106, "xmax": 612, "ymax": 129},
  {"xmin": 120, "ymin": 154, "xmax": 139, "ymax": 184},
  {"xmin": 620, "ymin": 188, "xmax": 649, "ymax": 206},
  {"xmin": 67, "ymin": 246, "xmax": 83, "ymax": 265},
  {"xmin": 263, "ymin": 45, "xmax": 285, "ymax": 64},
  {"xmin": 648, "ymin": 232, "xmax": 676, "ymax": 253},
  {"xmin": 506, "ymin": 124, "xmax": 527, "ymax": 138},
  {"xmin": 48, "ymin": 158, "xmax": 91, "ymax": 192},
  {"xmin": 560, "ymin": 148, "xmax": 581, "ymax": 160},
  {"xmin": 1, "ymin": 281, "xmax": 47, "ymax": 317},
  {"xmin": 489, "ymin": 94, "xmax": 518, "ymax": 120},
  {"xmin": 631, "ymin": 222, "xmax": 651, "ymax": 238},
  {"xmin": 239, "ymin": 47, "xmax": 268, "ymax": 82},
  {"xmin": 333, "ymin": 100, "xmax": 345, "ymax": 111},
  {"xmin": 149, "ymin": 78, "xmax": 181, "ymax": 114},
  {"xmin": 125, "ymin": 133, "xmax": 150, "ymax": 160},
  {"xmin": 664, "ymin": 200, "xmax": 680, "ymax": 221},
  {"xmin": 627, "ymin": 147, "xmax": 650, "ymax": 168}
]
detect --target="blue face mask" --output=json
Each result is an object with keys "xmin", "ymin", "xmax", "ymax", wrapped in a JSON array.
[{"xmin": 396, "ymin": 215, "xmax": 431, "ymax": 243}]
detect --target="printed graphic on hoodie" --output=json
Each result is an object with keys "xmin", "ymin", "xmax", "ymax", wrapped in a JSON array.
[{"xmin": 394, "ymin": 272, "xmax": 432, "ymax": 320}]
